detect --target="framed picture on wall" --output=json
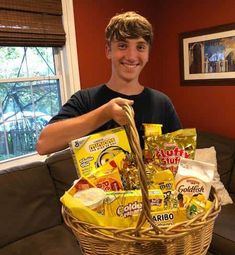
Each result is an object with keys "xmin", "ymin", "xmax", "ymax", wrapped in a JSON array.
[{"xmin": 179, "ymin": 23, "xmax": 235, "ymax": 85}]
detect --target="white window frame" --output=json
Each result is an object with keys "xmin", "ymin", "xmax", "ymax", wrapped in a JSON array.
[{"xmin": 0, "ymin": 0, "xmax": 80, "ymax": 170}]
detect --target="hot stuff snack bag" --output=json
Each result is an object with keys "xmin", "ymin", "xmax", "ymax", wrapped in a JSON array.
[
  {"xmin": 86, "ymin": 162, "xmax": 124, "ymax": 191},
  {"xmin": 69, "ymin": 127, "xmax": 131, "ymax": 178},
  {"xmin": 145, "ymin": 128, "xmax": 197, "ymax": 175}
]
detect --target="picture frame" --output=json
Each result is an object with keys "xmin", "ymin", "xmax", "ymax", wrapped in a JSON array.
[{"xmin": 179, "ymin": 23, "xmax": 235, "ymax": 85}]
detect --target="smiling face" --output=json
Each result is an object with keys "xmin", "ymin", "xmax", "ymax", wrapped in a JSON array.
[{"xmin": 106, "ymin": 37, "xmax": 150, "ymax": 83}]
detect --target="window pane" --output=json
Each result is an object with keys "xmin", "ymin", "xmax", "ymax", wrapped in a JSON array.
[
  {"xmin": 0, "ymin": 79, "xmax": 61, "ymax": 161},
  {"xmin": 0, "ymin": 46, "xmax": 61, "ymax": 162},
  {"xmin": 0, "ymin": 47, "xmax": 55, "ymax": 79}
]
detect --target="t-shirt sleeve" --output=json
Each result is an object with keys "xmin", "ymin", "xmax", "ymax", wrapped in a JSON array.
[{"xmin": 48, "ymin": 90, "xmax": 91, "ymax": 124}]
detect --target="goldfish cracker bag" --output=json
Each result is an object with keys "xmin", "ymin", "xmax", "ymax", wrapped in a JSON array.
[{"xmin": 175, "ymin": 157, "xmax": 215, "ymax": 199}]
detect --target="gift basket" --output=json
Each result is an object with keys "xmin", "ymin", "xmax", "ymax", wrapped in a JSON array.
[{"xmin": 62, "ymin": 104, "xmax": 221, "ymax": 255}]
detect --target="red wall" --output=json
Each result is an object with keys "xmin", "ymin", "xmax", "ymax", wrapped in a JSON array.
[
  {"xmin": 153, "ymin": 0, "xmax": 235, "ymax": 139},
  {"xmin": 73, "ymin": 0, "xmax": 235, "ymax": 139},
  {"xmin": 73, "ymin": 0, "xmax": 156, "ymax": 88}
]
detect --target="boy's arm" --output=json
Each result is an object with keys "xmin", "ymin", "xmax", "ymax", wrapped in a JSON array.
[{"xmin": 36, "ymin": 98, "xmax": 133, "ymax": 155}]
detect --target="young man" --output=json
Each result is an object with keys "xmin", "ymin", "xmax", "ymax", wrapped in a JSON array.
[{"xmin": 36, "ymin": 11, "xmax": 181, "ymax": 155}]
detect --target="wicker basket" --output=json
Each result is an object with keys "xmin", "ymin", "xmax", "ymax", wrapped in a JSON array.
[{"xmin": 62, "ymin": 105, "xmax": 221, "ymax": 255}]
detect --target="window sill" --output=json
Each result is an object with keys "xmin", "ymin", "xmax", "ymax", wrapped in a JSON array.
[{"xmin": 0, "ymin": 152, "xmax": 47, "ymax": 170}]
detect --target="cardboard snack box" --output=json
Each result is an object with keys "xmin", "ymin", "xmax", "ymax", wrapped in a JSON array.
[{"xmin": 70, "ymin": 127, "xmax": 131, "ymax": 178}]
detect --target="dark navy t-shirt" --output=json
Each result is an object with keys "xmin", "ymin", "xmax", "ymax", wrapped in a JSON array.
[{"xmin": 49, "ymin": 84, "xmax": 182, "ymax": 147}]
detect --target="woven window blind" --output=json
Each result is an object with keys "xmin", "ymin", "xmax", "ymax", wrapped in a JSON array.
[{"xmin": 0, "ymin": 0, "xmax": 66, "ymax": 46}]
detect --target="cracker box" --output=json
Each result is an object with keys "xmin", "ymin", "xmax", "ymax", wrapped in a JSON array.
[
  {"xmin": 104, "ymin": 189, "xmax": 164, "ymax": 218},
  {"xmin": 70, "ymin": 127, "xmax": 131, "ymax": 178}
]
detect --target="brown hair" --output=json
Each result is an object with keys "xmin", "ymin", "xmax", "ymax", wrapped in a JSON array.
[{"xmin": 105, "ymin": 11, "xmax": 153, "ymax": 46}]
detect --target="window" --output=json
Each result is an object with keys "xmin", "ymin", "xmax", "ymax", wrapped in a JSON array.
[
  {"xmin": 0, "ymin": 46, "xmax": 62, "ymax": 161},
  {"xmin": 0, "ymin": 0, "xmax": 80, "ymax": 167}
]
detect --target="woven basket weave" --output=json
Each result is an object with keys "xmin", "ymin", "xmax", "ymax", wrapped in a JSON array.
[{"xmin": 62, "ymin": 104, "xmax": 221, "ymax": 255}]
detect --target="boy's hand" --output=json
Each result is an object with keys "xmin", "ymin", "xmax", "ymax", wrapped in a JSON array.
[{"xmin": 104, "ymin": 97, "xmax": 134, "ymax": 125}]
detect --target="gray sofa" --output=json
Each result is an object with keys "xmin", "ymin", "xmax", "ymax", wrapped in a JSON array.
[
  {"xmin": 0, "ymin": 130, "xmax": 234, "ymax": 255},
  {"xmin": 0, "ymin": 153, "xmax": 82, "ymax": 254},
  {"xmin": 196, "ymin": 131, "xmax": 235, "ymax": 255}
]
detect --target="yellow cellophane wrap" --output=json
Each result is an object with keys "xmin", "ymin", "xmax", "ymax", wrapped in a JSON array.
[{"xmin": 60, "ymin": 191, "xmax": 137, "ymax": 228}]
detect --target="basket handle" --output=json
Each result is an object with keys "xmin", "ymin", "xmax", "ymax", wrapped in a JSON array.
[{"xmin": 122, "ymin": 104, "xmax": 165, "ymax": 234}]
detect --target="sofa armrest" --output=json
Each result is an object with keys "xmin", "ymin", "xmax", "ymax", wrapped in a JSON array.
[
  {"xmin": 0, "ymin": 162, "xmax": 61, "ymax": 248},
  {"xmin": 46, "ymin": 149, "xmax": 78, "ymax": 200}
]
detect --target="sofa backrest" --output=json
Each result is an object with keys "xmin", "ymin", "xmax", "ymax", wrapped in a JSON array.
[
  {"xmin": 196, "ymin": 130, "xmax": 235, "ymax": 193},
  {"xmin": 46, "ymin": 149, "xmax": 78, "ymax": 200},
  {"xmin": 0, "ymin": 161, "xmax": 62, "ymax": 248}
]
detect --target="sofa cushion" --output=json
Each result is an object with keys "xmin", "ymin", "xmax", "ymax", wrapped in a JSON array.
[
  {"xmin": 229, "ymin": 164, "xmax": 235, "ymax": 194},
  {"xmin": 195, "ymin": 147, "xmax": 233, "ymax": 205},
  {"xmin": 0, "ymin": 224, "xmax": 83, "ymax": 255},
  {"xmin": 0, "ymin": 162, "xmax": 61, "ymax": 248},
  {"xmin": 46, "ymin": 149, "xmax": 78, "ymax": 200},
  {"xmin": 196, "ymin": 130, "xmax": 235, "ymax": 191},
  {"xmin": 209, "ymin": 194, "xmax": 235, "ymax": 255}
]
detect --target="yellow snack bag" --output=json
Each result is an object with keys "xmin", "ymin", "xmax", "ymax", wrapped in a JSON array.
[
  {"xmin": 143, "ymin": 123, "xmax": 163, "ymax": 161},
  {"xmin": 146, "ymin": 207, "xmax": 188, "ymax": 227},
  {"xmin": 148, "ymin": 169, "xmax": 175, "ymax": 208},
  {"xmin": 69, "ymin": 127, "xmax": 131, "ymax": 178},
  {"xmin": 149, "ymin": 169, "xmax": 175, "ymax": 191},
  {"xmin": 60, "ymin": 182, "xmax": 137, "ymax": 229},
  {"xmin": 87, "ymin": 162, "xmax": 124, "ymax": 191},
  {"xmin": 186, "ymin": 194, "xmax": 213, "ymax": 219},
  {"xmin": 145, "ymin": 128, "xmax": 197, "ymax": 175},
  {"xmin": 104, "ymin": 189, "xmax": 164, "ymax": 218},
  {"xmin": 143, "ymin": 123, "xmax": 163, "ymax": 137},
  {"xmin": 61, "ymin": 192, "xmax": 136, "ymax": 228}
]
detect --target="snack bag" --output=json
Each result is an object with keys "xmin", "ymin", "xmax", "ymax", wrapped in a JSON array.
[
  {"xmin": 104, "ymin": 189, "xmax": 164, "ymax": 218},
  {"xmin": 149, "ymin": 169, "xmax": 175, "ymax": 191},
  {"xmin": 69, "ymin": 127, "xmax": 131, "ymax": 178},
  {"xmin": 119, "ymin": 161, "xmax": 139, "ymax": 190},
  {"xmin": 175, "ymin": 157, "xmax": 215, "ymax": 199},
  {"xmin": 145, "ymin": 128, "xmax": 197, "ymax": 175},
  {"xmin": 61, "ymin": 190, "xmax": 136, "ymax": 228},
  {"xmin": 86, "ymin": 162, "xmax": 124, "ymax": 191},
  {"xmin": 143, "ymin": 123, "xmax": 163, "ymax": 138},
  {"xmin": 148, "ymin": 207, "xmax": 188, "ymax": 226},
  {"xmin": 73, "ymin": 187, "xmax": 106, "ymax": 212},
  {"xmin": 72, "ymin": 177, "xmax": 94, "ymax": 191},
  {"xmin": 108, "ymin": 151, "xmax": 133, "ymax": 190},
  {"xmin": 186, "ymin": 194, "xmax": 213, "ymax": 219},
  {"xmin": 147, "ymin": 168, "xmax": 175, "ymax": 208},
  {"xmin": 143, "ymin": 123, "xmax": 162, "ymax": 161}
]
